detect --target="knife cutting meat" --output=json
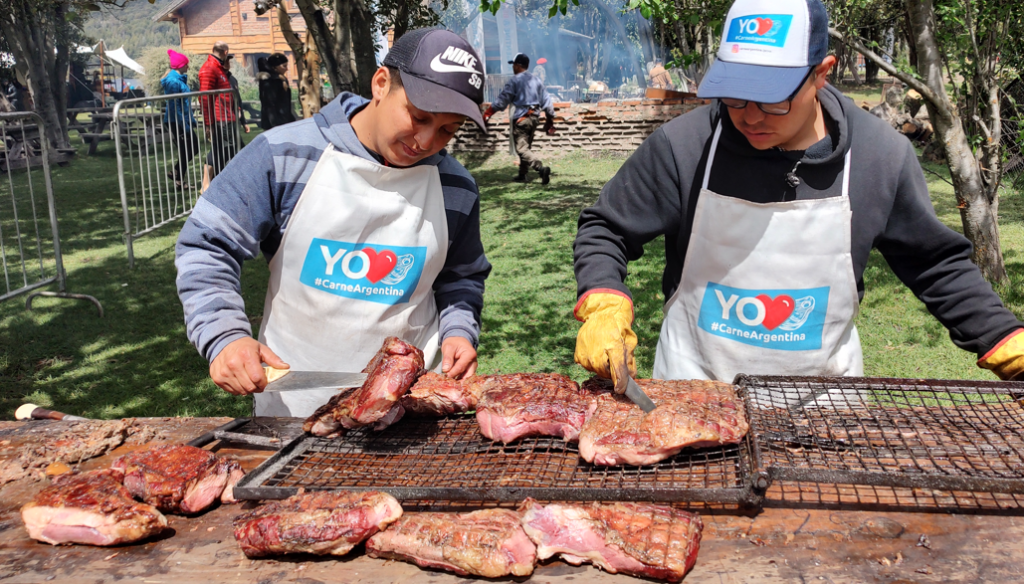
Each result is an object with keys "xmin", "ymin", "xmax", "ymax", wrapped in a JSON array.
[
  {"xmin": 261, "ymin": 366, "xmax": 367, "ymax": 393},
  {"xmin": 611, "ymin": 341, "xmax": 657, "ymax": 413}
]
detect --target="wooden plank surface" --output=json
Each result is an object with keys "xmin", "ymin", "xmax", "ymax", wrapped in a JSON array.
[{"xmin": 1, "ymin": 417, "xmax": 1023, "ymax": 583}]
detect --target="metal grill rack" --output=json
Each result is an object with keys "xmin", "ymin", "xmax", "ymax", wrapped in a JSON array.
[
  {"xmin": 232, "ymin": 413, "xmax": 762, "ymax": 505},
  {"xmin": 737, "ymin": 375, "xmax": 1024, "ymax": 495}
]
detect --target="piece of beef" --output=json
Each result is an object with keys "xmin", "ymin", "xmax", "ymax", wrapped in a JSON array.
[
  {"xmin": 475, "ymin": 373, "xmax": 594, "ymax": 443},
  {"xmin": 303, "ymin": 337, "xmax": 425, "ymax": 436},
  {"xmin": 366, "ymin": 509, "xmax": 536, "ymax": 577},
  {"xmin": 112, "ymin": 444, "xmax": 243, "ymax": 514},
  {"xmin": 519, "ymin": 499, "xmax": 702, "ymax": 582},
  {"xmin": 21, "ymin": 469, "xmax": 167, "ymax": 546},
  {"xmin": 1, "ymin": 420, "xmax": 132, "ymax": 486},
  {"xmin": 578, "ymin": 378, "xmax": 749, "ymax": 466},
  {"xmin": 233, "ymin": 490, "xmax": 402, "ymax": 557},
  {"xmin": 400, "ymin": 372, "xmax": 484, "ymax": 416}
]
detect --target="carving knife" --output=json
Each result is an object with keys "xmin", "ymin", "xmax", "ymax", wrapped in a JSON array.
[
  {"xmin": 611, "ymin": 342, "xmax": 658, "ymax": 413},
  {"xmin": 262, "ymin": 366, "xmax": 367, "ymax": 392}
]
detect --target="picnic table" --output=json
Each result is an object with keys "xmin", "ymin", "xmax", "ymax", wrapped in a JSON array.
[
  {"xmin": 80, "ymin": 112, "xmax": 114, "ymax": 156},
  {"xmin": 1, "ymin": 416, "xmax": 1022, "ymax": 583},
  {"xmin": 0, "ymin": 121, "xmax": 74, "ymax": 171}
]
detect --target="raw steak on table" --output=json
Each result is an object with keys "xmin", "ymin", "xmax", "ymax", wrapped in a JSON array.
[
  {"xmin": 520, "ymin": 499, "xmax": 703, "ymax": 582},
  {"xmin": 400, "ymin": 372, "xmax": 483, "ymax": 416},
  {"xmin": 21, "ymin": 469, "xmax": 167, "ymax": 546},
  {"xmin": 475, "ymin": 373, "xmax": 594, "ymax": 443},
  {"xmin": 578, "ymin": 378, "xmax": 748, "ymax": 466},
  {"xmin": 304, "ymin": 337, "xmax": 425, "ymax": 436},
  {"xmin": 112, "ymin": 444, "xmax": 244, "ymax": 514},
  {"xmin": 232, "ymin": 490, "xmax": 402, "ymax": 557},
  {"xmin": 366, "ymin": 509, "xmax": 537, "ymax": 577}
]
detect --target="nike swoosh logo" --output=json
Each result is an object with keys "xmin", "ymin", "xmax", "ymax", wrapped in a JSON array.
[{"xmin": 430, "ymin": 55, "xmax": 480, "ymax": 75}]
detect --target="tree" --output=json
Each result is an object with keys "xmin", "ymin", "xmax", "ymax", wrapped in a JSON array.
[
  {"xmin": 0, "ymin": 0, "xmax": 91, "ymax": 149},
  {"xmin": 278, "ymin": 3, "xmax": 322, "ymax": 117},
  {"xmin": 831, "ymin": 0, "xmax": 1024, "ymax": 283}
]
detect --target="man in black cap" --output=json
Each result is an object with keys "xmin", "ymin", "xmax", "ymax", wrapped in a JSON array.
[
  {"xmin": 484, "ymin": 53, "xmax": 555, "ymax": 184},
  {"xmin": 175, "ymin": 29, "xmax": 493, "ymax": 417}
]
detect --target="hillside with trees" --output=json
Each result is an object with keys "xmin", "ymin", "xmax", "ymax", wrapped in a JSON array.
[{"xmin": 82, "ymin": 0, "xmax": 180, "ymax": 57}]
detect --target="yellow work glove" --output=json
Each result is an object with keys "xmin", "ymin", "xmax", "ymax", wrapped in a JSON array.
[
  {"xmin": 574, "ymin": 291, "xmax": 638, "ymax": 387},
  {"xmin": 979, "ymin": 329, "xmax": 1024, "ymax": 381}
]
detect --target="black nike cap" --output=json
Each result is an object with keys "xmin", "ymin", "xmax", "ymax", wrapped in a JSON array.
[{"xmin": 383, "ymin": 28, "xmax": 487, "ymax": 132}]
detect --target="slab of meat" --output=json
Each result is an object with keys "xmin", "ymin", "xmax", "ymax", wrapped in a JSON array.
[
  {"xmin": 112, "ymin": 444, "xmax": 243, "ymax": 515},
  {"xmin": 0, "ymin": 420, "xmax": 143, "ymax": 486},
  {"xmin": 475, "ymin": 373, "xmax": 594, "ymax": 443},
  {"xmin": 232, "ymin": 490, "xmax": 402, "ymax": 557},
  {"xmin": 519, "ymin": 499, "xmax": 702, "ymax": 582},
  {"xmin": 400, "ymin": 372, "xmax": 484, "ymax": 416},
  {"xmin": 578, "ymin": 378, "xmax": 749, "ymax": 466},
  {"xmin": 21, "ymin": 469, "xmax": 167, "ymax": 546},
  {"xmin": 366, "ymin": 509, "xmax": 536, "ymax": 577},
  {"xmin": 303, "ymin": 337, "xmax": 425, "ymax": 436}
]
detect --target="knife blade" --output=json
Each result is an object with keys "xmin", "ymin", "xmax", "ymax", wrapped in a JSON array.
[
  {"xmin": 262, "ymin": 367, "xmax": 367, "ymax": 393},
  {"xmin": 611, "ymin": 341, "xmax": 657, "ymax": 413}
]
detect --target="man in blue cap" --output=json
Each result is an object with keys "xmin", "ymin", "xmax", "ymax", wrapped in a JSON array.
[
  {"xmin": 572, "ymin": 0, "xmax": 1024, "ymax": 400},
  {"xmin": 483, "ymin": 53, "xmax": 555, "ymax": 184}
]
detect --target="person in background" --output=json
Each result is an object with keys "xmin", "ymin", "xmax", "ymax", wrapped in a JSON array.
[
  {"xmin": 648, "ymin": 61, "xmax": 674, "ymax": 90},
  {"xmin": 198, "ymin": 41, "xmax": 242, "ymax": 191},
  {"xmin": 161, "ymin": 50, "xmax": 199, "ymax": 189},
  {"xmin": 533, "ymin": 58, "xmax": 547, "ymax": 84},
  {"xmin": 225, "ymin": 55, "xmax": 251, "ymax": 136},
  {"xmin": 258, "ymin": 53, "xmax": 297, "ymax": 130},
  {"xmin": 483, "ymin": 53, "xmax": 555, "ymax": 184}
]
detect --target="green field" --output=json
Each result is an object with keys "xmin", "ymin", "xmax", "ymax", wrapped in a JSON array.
[{"xmin": 0, "ymin": 119, "xmax": 1021, "ymax": 420}]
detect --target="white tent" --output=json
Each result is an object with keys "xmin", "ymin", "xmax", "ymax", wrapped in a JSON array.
[{"xmin": 104, "ymin": 47, "xmax": 144, "ymax": 75}]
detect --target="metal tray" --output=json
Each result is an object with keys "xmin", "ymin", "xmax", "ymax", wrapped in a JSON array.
[
  {"xmin": 232, "ymin": 411, "xmax": 764, "ymax": 506},
  {"xmin": 737, "ymin": 375, "xmax": 1024, "ymax": 494}
]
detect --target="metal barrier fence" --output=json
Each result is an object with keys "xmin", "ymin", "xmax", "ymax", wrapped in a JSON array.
[
  {"xmin": 113, "ymin": 89, "xmax": 245, "ymax": 267},
  {"xmin": 0, "ymin": 112, "xmax": 103, "ymax": 315}
]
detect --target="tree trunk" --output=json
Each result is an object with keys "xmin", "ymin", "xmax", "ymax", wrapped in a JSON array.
[
  {"xmin": 905, "ymin": 0, "xmax": 1006, "ymax": 282},
  {"xmin": 293, "ymin": 0, "xmax": 345, "ymax": 94},
  {"xmin": 348, "ymin": 0, "xmax": 376, "ymax": 98},
  {"xmin": 849, "ymin": 45, "xmax": 862, "ymax": 85},
  {"xmin": 279, "ymin": 4, "xmax": 322, "ymax": 117},
  {"xmin": 394, "ymin": 0, "xmax": 410, "ymax": 41},
  {"xmin": 864, "ymin": 26, "xmax": 880, "ymax": 84}
]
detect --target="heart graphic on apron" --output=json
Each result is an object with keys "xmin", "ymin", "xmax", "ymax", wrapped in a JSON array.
[
  {"xmin": 756, "ymin": 294, "xmax": 795, "ymax": 330},
  {"xmin": 755, "ymin": 17, "xmax": 773, "ymax": 35},
  {"xmin": 362, "ymin": 248, "xmax": 398, "ymax": 283}
]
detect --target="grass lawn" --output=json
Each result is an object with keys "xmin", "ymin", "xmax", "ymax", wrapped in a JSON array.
[{"xmin": 0, "ymin": 120, "xmax": 1022, "ymax": 420}]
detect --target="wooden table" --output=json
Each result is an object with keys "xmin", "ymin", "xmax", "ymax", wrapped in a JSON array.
[{"xmin": 1, "ymin": 417, "xmax": 1022, "ymax": 583}]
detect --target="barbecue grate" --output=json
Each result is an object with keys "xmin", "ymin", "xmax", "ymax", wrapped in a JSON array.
[
  {"xmin": 738, "ymin": 375, "xmax": 1024, "ymax": 495},
  {"xmin": 232, "ymin": 413, "xmax": 762, "ymax": 505}
]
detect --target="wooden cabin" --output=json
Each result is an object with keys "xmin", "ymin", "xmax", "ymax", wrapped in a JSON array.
[{"xmin": 154, "ymin": 0, "xmax": 305, "ymax": 83}]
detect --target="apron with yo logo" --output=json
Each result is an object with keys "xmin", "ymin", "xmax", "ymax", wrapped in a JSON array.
[
  {"xmin": 255, "ymin": 145, "xmax": 448, "ymax": 417},
  {"xmin": 653, "ymin": 122, "xmax": 862, "ymax": 405}
]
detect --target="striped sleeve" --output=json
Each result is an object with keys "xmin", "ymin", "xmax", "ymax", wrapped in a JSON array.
[{"xmin": 435, "ymin": 155, "xmax": 491, "ymax": 347}]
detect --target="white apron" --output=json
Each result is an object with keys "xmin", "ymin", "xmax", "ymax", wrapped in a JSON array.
[
  {"xmin": 653, "ymin": 122, "xmax": 863, "ymax": 406},
  {"xmin": 255, "ymin": 146, "xmax": 448, "ymax": 417}
]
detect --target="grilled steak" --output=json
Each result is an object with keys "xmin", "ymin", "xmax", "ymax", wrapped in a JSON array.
[
  {"xmin": 366, "ymin": 509, "xmax": 536, "ymax": 577},
  {"xmin": 520, "ymin": 499, "xmax": 703, "ymax": 582},
  {"xmin": 400, "ymin": 372, "xmax": 483, "ymax": 416},
  {"xmin": 475, "ymin": 373, "xmax": 594, "ymax": 443},
  {"xmin": 21, "ymin": 469, "xmax": 167, "ymax": 546},
  {"xmin": 304, "ymin": 337, "xmax": 425, "ymax": 436},
  {"xmin": 578, "ymin": 378, "xmax": 748, "ymax": 466},
  {"xmin": 112, "ymin": 444, "xmax": 243, "ymax": 514},
  {"xmin": 233, "ymin": 490, "xmax": 402, "ymax": 557}
]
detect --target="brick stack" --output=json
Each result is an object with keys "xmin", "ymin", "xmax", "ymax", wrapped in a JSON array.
[{"xmin": 450, "ymin": 97, "xmax": 709, "ymax": 155}]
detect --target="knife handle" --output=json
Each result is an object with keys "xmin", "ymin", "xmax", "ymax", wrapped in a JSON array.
[{"xmin": 263, "ymin": 365, "xmax": 291, "ymax": 382}]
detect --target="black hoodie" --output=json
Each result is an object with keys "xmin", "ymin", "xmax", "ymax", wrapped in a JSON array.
[{"xmin": 573, "ymin": 84, "xmax": 1021, "ymax": 356}]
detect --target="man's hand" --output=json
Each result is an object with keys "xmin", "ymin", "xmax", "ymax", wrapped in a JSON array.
[
  {"xmin": 210, "ymin": 337, "xmax": 289, "ymax": 395},
  {"xmin": 441, "ymin": 336, "xmax": 477, "ymax": 379},
  {"xmin": 979, "ymin": 329, "xmax": 1024, "ymax": 380},
  {"xmin": 574, "ymin": 292, "xmax": 637, "ymax": 387},
  {"xmin": 544, "ymin": 116, "xmax": 556, "ymax": 135},
  {"xmin": 242, "ymin": 124, "xmax": 250, "ymax": 134},
  {"xmin": 482, "ymin": 106, "xmax": 496, "ymax": 124}
]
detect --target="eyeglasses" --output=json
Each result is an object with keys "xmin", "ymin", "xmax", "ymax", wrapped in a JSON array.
[{"xmin": 720, "ymin": 69, "xmax": 817, "ymax": 116}]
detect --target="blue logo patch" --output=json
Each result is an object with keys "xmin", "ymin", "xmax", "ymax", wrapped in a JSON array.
[
  {"xmin": 725, "ymin": 14, "xmax": 793, "ymax": 46},
  {"xmin": 697, "ymin": 282, "xmax": 829, "ymax": 351},
  {"xmin": 299, "ymin": 238, "xmax": 426, "ymax": 305}
]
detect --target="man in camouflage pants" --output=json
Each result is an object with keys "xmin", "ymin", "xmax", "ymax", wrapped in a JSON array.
[{"xmin": 483, "ymin": 53, "xmax": 555, "ymax": 184}]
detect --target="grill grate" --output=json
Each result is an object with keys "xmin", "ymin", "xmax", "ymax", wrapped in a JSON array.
[
  {"xmin": 739, "ymin": 375, "xmax": 1024, "ymax": 495},
  {"xmin": 232, "ymin": 413, "xmax": 761, "ymax": 505}
]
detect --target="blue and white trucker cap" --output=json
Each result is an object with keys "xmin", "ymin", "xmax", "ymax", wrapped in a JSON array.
[{"xmin": 697, "ymin": 0, "xmax": 829, "ymax": 103}]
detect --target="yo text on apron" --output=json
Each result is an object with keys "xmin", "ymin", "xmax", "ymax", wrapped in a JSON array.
[
  {"xmin": 653, "ymin": 121, "xmax": 862, "ymax": 405},
  {"xmin": 255, "ymin": 146, "xmax": 448, "ymax": 417}
]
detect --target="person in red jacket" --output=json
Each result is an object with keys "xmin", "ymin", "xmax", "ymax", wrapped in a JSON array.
[{"xmin": 198, "ymin": 41, "xmax": 243, "ymax": 189}]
